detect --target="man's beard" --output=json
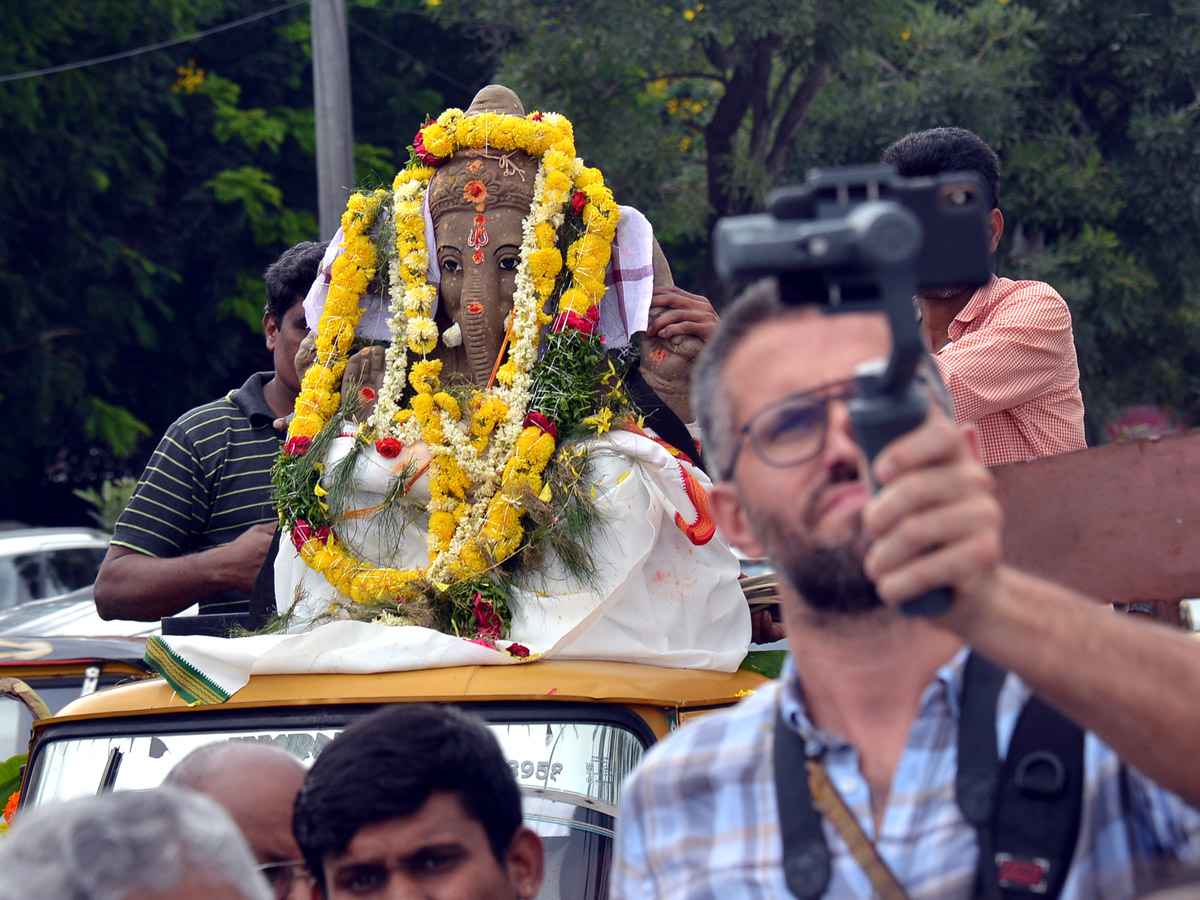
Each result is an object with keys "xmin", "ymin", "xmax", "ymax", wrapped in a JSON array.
[
  {"xmin": 777, "ymin": 535, "xmax": 882, "ymax": 617},
  {"xmin": 747, "ymin": 463, "xmax": 883, "ymax": 617}
]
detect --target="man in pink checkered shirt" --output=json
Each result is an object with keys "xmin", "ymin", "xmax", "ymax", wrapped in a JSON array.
[{"xmin": 883, "ymin": 127, "xmax": 1086, "ymax": 467}]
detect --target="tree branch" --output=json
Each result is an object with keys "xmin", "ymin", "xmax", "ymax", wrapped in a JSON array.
[
  {"xmin": 767, "ymin": 59, "xmax": 803, "ymax": 123},
  {"xmin": 704, "ymin": 50, "xmax": 763, "ymax": 207},
  {"xmin": 633, "ymin": 71, "xmax": 728, "ymax": 86},
  {"xmin": 0, "ymin": 328, "xmax": 87, "ymax": 356},
  {"xmin": 747, "ymin": 36, "xmax": 781, "ymax": 162},
  {"xmin": 703, "ymin": 35, "xmax": 731, "ymax": 73},
  {"xmin": 765, "ymin": 61, "xmax": 834, "ymax": 180}
]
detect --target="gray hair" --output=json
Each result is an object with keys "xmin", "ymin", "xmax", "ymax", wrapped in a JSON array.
[
  {"xmin": 691, "ymin": 278, "xmax": 952, "ymax": 481},
  {"xmin": 0, "ymin": 785, "xmax": 272, "ymax": 900},
  {"xmin": 692, "ymin": 279, "xmax": 795, "ymax": 480}
]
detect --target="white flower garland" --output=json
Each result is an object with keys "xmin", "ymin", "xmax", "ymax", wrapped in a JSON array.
[{"xmin": 370, "ymin": 146, "xmax": 560, "ymax": 581}]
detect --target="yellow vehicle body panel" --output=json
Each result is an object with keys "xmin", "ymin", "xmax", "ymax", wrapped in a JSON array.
[{"xmin": 38, "ymin": 659, "xmax": 765, "ymax": 741}]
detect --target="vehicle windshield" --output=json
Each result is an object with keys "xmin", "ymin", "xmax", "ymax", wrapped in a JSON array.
[
  {"xmin": 26, "ymin": 715, "xmax": 643, "ymax": 900},
  {"xmin": 0, "ymin": 671, "xmax": 142, "ymax": 761},
  {"xmin": 0, "ymin": 546, "xmax": 107, "ymax": 611}
]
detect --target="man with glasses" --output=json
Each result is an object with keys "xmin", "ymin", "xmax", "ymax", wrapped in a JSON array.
[
  {"xmin": 610, "ymin": 281, "xmax": 1200, "ymax": 899},
  {"xmin": 166, "ymin": 740, "xmax": 312, "ymax": 900}
]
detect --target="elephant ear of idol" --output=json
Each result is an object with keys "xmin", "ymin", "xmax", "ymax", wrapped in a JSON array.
[{"xmin": 426, "ymin": 86, "xmax": 539, "ymax": 387}]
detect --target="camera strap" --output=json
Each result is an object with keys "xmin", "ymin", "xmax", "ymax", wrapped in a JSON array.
[
  {"xmin": 957, "ymin": 654, "xmax": 1084, "ymax": 900},
  {"xmin": 775, "ymin": 653, "xmax": 1083, "ymax": 900},
  {"xmin": 774, "ymin": 708, "xmax": 910, "ymax": 900}
]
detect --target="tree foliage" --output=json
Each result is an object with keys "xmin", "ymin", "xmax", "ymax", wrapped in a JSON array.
[
  {"xmin": 0, "ymin": 1, "xmax": 320, "ymax": 511},
  {"xmin": 1014, "ymin": 0, "xmax": 1200, "ymax": 428},
  {"xmin": 429, "ymin": 0, "xmax": 896, "ymax": 293},
  {"xmin": 2, "ymin": 0, "xmax": 1198, "ymax": 526},
  {"xmin": 796, "ymin": 0, "xmax": 1200, "ymax": 431},
  {"xmin": 0, "ymin": 0, "xmax": 490, "ymax": 520},
  {"xmin": 438, "ymin": 0, "xmax": 1200, "ymax": 431}
]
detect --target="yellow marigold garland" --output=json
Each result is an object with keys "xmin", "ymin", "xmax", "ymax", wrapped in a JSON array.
[
  {"xmin": 279, "ymin": 105, "xmax": 622, "ymax": 611},
  {"xmin": 289, "ymin": 190, "xmax": 387, "ymax": 440}
]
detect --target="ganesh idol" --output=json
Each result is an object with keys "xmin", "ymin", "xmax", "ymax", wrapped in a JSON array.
[{"xmin": 272, "ymin": 85, "xmax": 749, "ymax": 671}]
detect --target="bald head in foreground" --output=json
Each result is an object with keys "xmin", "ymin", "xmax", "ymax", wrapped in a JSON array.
[{"xmin": 166, "ymin": 740, "xmax": 310, "ymax": 900}]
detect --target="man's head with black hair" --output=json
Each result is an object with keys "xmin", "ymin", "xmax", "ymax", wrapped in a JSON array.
[
  {"xmin": 883, "ymin": 127, "xmax": 1004, "ymax": 315},
  {"xmin": 881, "ymin": 126, "xmax": 1001, "ymax": 211},
  {"xmin": 264, "ymin": 241, "xmax": 326, "ymax": 326},
  {"xmin": 294, "ymin": 704, "xmax": 543, "ymax": 900},
  {"xmin": 261, "ymin": 241, "xmax": 326, "ymax": 408}
]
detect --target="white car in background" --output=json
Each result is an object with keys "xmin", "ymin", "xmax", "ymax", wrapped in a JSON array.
[
  {"xmin": 0, "ymin": 528, "xmax": 110, "ymax": 612},
  {"xmin": 0, "ymin": 527, "xmax": 184, "ymax": 638},
  {"xmin": 0, "ymin": 586, "xmax": 160, "ymax": 639}
]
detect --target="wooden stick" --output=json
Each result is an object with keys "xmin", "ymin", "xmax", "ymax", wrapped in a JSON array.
[{"xmin": 486, "ymin": 321, "xmax": 514, "ymax": 390}]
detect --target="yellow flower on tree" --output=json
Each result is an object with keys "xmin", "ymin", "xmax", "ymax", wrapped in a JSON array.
[{"xmin": 172, "ymin": 60, "xmax": 206, "ymax": 94}]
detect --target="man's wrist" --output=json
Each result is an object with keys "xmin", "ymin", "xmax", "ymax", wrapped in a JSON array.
[
  {"xmin": 203, "ymin": 541, "xmax": 254, "ymax": 594},
  {"xmin": 950, "ymin": 566, "xmax": 1058, "ymax": 660}
]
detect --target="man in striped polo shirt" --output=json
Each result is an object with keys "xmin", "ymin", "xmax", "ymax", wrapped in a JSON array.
[{"xmin": 94, "ymin": 241, "xmax": 325, "ymax": 620}]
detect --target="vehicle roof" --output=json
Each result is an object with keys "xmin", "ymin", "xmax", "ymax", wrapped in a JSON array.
[
  {"xmin": 0, "ymin": 528, "xmax": 110, "ymax": 555},
  {"xmin": 0, "ymin": 634, "xmax": 149, "ymax": 672},
  {"xmin": 0, "ymin": 588, "xmax": 158, "ymax": 638},
  {"xmin": 45, "ymin": 659, "xmax": 765, "ymax": 723}
]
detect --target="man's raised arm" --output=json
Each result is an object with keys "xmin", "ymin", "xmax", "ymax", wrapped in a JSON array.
[{"xmin": 863, "ymin": 415, "xmax": 1200, "ymax": 806}]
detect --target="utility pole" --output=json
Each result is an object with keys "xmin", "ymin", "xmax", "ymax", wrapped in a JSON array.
[{"xmin": 312, "ymin": 0, "xmax": 354, "ymax": 240}]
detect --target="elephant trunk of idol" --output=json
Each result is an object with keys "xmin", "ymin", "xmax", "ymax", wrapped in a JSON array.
[{"xmin": 459, "ymin": 285, "xmax": 504, "ymax": 388}]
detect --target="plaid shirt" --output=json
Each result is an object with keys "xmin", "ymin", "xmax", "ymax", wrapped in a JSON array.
[
  {"xmin": 611, "ymin": 653, "xmax": 1200, "ymax": 900},
  {"xmin": 932, "ymin": 277, "xmax": 1086, "ymax": 467}
]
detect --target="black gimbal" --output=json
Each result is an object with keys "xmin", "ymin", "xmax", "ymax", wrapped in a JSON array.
[{"xmin": 713, "ymin": 165, "xmax": 992, "ymax": 616}]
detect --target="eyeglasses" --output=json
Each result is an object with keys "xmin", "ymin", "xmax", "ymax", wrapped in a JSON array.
[
  {"xmin": 723, "ymin": 377, "xmax": 861, "ymax": 480},
  {"xmin": 256, "ymin": 860, "xmax": 311, "ymax": 900}
]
